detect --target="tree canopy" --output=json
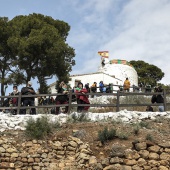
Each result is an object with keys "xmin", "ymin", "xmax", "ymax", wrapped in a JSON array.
[
  {"xmin": 130, "ymin": 60, "xmax": 164, "ymax": 87},
  {"xmin": 0, "ymin": 17, "xmax": 15, "ymax": 96},
  {"xmin": 0, "ymin": 13, "xmax": 75, "ymax": 94}
]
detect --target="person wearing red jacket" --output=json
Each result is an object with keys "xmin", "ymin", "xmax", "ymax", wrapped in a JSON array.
[{"xmin": 75, "ymin": 83, "xmax": 90, "ymax": 112}]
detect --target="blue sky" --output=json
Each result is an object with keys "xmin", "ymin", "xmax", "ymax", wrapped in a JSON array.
[{"xmin": 1, "ymin": 0, "xmax": 170, "ymax": 94}]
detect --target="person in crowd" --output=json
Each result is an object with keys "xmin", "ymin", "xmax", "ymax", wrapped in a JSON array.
[
  {"xmin": 146, "ymin": 105, "xmax": 154, "ymax": 112},
  {"xmin": 21, "ymin": 81, "xmax": 36, "ymax": 115},
  {"xmin": 99, "ymin": 81, "xmax": 104, "ymax": 93},
  {"xmin": 71, "ymin": 86, "xmax": 77, "ymax": 102},
  {"xmin": 106, "ymin": 83, "xmax": 113, "ymax": 93},
  {"xmin": 85, "ymin": 83, "xmax": 90, "ymax": 93},
  {"xmin": 43, "ymin": 96, "xmax": 47, "ymax": 105},
  {"xmin": 151, "ymin": 86, "xmax": 164, "ymax": 112},
  {"xmin": 75, "ymin": 82, "xmax": 90, "ymax": 112},
  {"xmin": 9, "ymin": 85, "xmax": 20, "ymax": 114},
  {"xmin": 2, "ymin": 92, "xmax": 11, "ymax": 113},
  {"xmin": 132, "ymin": 84, "xmax": 139, "ymax": 92},
  {"xmin": 123, "ymin": 78, "xmax": 131, "ymax": 92},
  {"xmin": 48, "ymin": 96, "xmax": 55, "ymax": 114},
  {"xmin": 38, "ymin": 96, "xmax": 44, "ymax": 105},
  {"xmin": 91, "ymin": 82, "xmax": 97, "ymax": 98},
  {"xmin": 101, "ymin": 58, "xmax": 105, "ymax": 67},
  {"xmin": 49, "ymin": 96, "xmax": 55, "ymax": 104},
  {"xmin": 138, "ymin": 82, "xmax": 144, "ymax": 92},
  {"xmin": 145, "ymin": 84, "xmax": 152, "ymax": 93},
  {"xmin": 55, "ymin": 81, "xmax": 69, "ymax": 114},
  {"xmin": 85, "ymin": 83, "xmax": 90, "ymax": 98}
]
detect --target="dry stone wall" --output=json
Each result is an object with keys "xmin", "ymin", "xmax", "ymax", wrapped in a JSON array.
[{"xmin": 0, "ymin": 135, "xmax": 170, "ymax": 170}]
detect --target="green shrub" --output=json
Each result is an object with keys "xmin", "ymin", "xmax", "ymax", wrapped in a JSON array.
[
  {"xmin": 71, "ymin": 112, "xmax": 90, "ymax": 122},
  {"xmin": 145, "ymin": 134, "xmax": 154, "ymax": 142},
  {"xmin": 139, "ymin": 121, "xmax": 150, "ymax": 129},
  {"xmin": 98, "ymin": 126, "xmax": 116, "ymax": 144},
  {"xmin": 154, "ymin": 116, "xmax": 165, "ymax": 123},
  {"xmin": 133, "ymin": 123, "xmax": 141, "ymax": 135},
  {"xmin": 116, "ymin": 132, "xmax": 129, "ymax": 140},
  {"xmin": 25, "ymin": 116, "xmax": 59, "ymax": 139}
]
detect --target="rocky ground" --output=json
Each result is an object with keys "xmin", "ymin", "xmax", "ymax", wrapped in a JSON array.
[{"xmin": 1, "ymin": 115, "xmax": 170, "ymax": 160}]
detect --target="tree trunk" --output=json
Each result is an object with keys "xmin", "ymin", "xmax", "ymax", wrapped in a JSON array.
[{"xmin": 37, "ymin": 76, "xmax": 48, "ymax": 94}]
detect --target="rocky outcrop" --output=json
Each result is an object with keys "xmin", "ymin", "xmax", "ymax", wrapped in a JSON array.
[{"xmin": 1, "ymin": 134, "xmax": 170, "ymax": 170}]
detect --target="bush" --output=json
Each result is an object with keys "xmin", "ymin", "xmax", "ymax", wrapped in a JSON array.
[
  {"xmin": 71, "ymin": 112, "xmax": 90, "ymax": 122},
  {"xmin": 98, "ymin": 126, "xmax": 116, "ymax": 144},
  {"xmin": 154, "ymin": 116, "xmax": 165, "ymax": 123},
  {"xmin": 25, "ymin": 116, "xmax": 59, "ymax": 139},
  {"xmin": 117, "ymin": 132, "xmax": 129, "ymax": 140},
  {"xmin": 146, "ymin": 134, "xmax": 154, "ymax": 142},
  {"xmin": 139, "ymin": 121, "xmax": 150, "ymax": 129},
  {"xmin": 133, "ymin": 123, "xmax": 141, "ymax": 135}
]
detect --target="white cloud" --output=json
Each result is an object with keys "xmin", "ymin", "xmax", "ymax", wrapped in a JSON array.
[
  {"xmin": 97, "ymin": 0, "xmax": 170, "ymax": 84},
  {"xmin": 54, "ymin": 0, "xmax": 170, "ymax": 85},
  {"xmin": 2, "ymin": 0, "xmax": 170, "ymax": 89}
]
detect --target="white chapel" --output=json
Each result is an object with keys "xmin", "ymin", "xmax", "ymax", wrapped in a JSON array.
[{"xmin": 49, "ymin": 54, "xmax": 138, "ymax": 93}]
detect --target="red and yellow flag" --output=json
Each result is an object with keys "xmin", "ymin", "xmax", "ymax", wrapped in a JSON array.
[{"xmin": 98, "ymin": 51, "xmax": 109, "ymax": 58}]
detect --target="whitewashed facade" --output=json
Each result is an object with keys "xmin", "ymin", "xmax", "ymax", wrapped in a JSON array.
[
  {"xmin": 68, "ymin": 72, "xmax": 122, "ymax": 92},
  {"xmin": 49, "ymin": 58, "xmax": 138, "ymax": 93}
]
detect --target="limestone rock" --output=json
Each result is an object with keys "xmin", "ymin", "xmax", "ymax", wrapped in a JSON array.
[
  {"xmin": 148, "ymin": 152, "xmax": 159, "ymax": 160},
  {"xmin": 110, "ymin": 157, "xmax": 123, "ymax": 164},
  {"xmin": 160, "ymin": 160, "xmax": 169, "ymax": 166},
  {"xmin": 160, "ymin": 152, "xmax": 170, "ymax": 160},
  {"xmin": 148, "ymin": 145, "xmax": 160, "ymax": 153},
  {"xmin": 137, "ymin": 158, "xmax": 147, "ymax": 166},
  {"xmin": 67, "ymin": 145, "xmax": 76, "ymax": 151},
  {"xmin": 139, "ymin": 150, "xmax": 149, "ymax": 159},
  {"xmin": 56, "ymin": 151, "xmax": 65, "ymax": 155},
  {"xmin": 135, "ymin": 142, "xmax": 147, "ymax": 151},
  {"xmin": 89, "ymin": 156, "xmax": 97, "ymax": 165},
  {"xmin": 80, "ymin": 148, "xmax": 92, "ymax": 154},
  {"xmin": 110, "ymin": 144, "xmax": 126, "ymax": 158},
  {"xmin": 25, "ymin": 141, "xmax": 33, "ymax": 147},
  {"xmin": 68, "ymin": 136, "xmax": 83, "ymax": 145},
  {"xmin": 158, "ymin": 142, "xmax": 170, "ymax": 148},
  {"xmin": 11, "ymin": 152, "xmax": 19, "ymax": 158},
  {"xmin": 41, "ymin": 153, "xmax": 48, "ymax": 159},
  {"xmin": 124, "ymin": 159, "xmax": 137, "ymax": 166},
  {"xmin": 0, "ymin": 162, "xmax": 10, "ymax": 168},
  {"xmin": 78, "ymin": 152, "xmax": 90, "ymax": 160},
  {"xmin": 6, "ymin": 147, "xmax": 17, "ymax": 153},
  {"xmin": 159, "ymin": 166, "xmax": 169, "ymax": 170},
  {"xmin": 103, "ymin": 164, "xmax": 122, "ymax": 170},
  {"xmin": 28, "ymin": 158, "xmax": 34, "ymax": 163},
  {"xmin": 68, "ymin": 140, "xmax": 78, "ymax": 148},
  {"xmin": 132, "ymin": 165, "xmax": 142, "ymax": 170},
  {"xmin": 164, "ymin": 148, "xmax": 170, "ymax": 153},
  {"xmin": 0, "ymin": 147, "xmax": 6, "ymax": 153},
  {"xmin": 148, "ymin": 160, "xmax": 160, "ymax": 167},
  {"xmin": 124, "ymin": 149, "xmax": 140, "ymax": 159},
  {"xmin": 19, "ymin": 153, "xmax": 28, "ymax": 158},
  {"xmin": 14, "ymin": 161, "xmax": 24, "ymax": 168},
  {"xmin": 101, "ymin": 158, "xmax": 110, "ymax": 166}
]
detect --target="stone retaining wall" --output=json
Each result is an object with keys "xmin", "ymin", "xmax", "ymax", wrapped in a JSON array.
[{"xmin": 0, "ymin": 135, "xmax": 170, "ymax": 170}]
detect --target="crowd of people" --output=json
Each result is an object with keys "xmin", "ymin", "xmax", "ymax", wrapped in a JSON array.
[
  {"xmin": 1, "ymin": 78, "xmax": 165, "ymax": 115},
  {"xmin": 2, "ymin": 81, "xmax": 37, "ymax": 115}
]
